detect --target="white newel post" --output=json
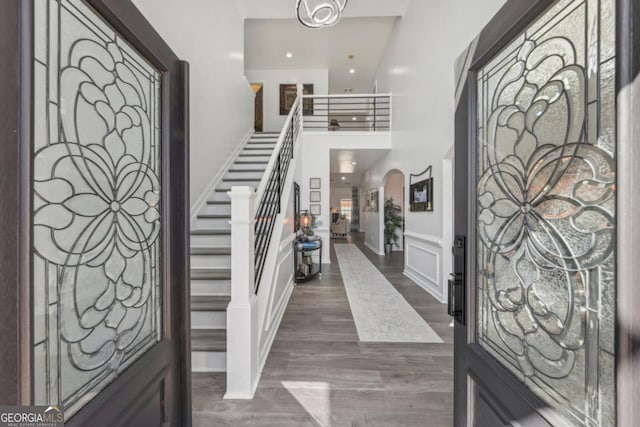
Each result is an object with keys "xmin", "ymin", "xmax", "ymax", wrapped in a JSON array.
[{"xmin": 225, "ymin": 186, "xmax": 259, "ymax": 399}]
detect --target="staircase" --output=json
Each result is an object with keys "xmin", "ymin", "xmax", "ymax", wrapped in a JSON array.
[{"xmin": 190, "ymin": 132, "xmax": 279, "ymax": 371}]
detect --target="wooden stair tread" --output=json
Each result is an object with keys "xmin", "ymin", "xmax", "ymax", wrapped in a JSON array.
[
  {"xmin": 190, "ymin": 268, "xmax": 232, "ymax": 280},
  {"xmin": 191, "ymin": 295, "xmax": 231, "ymax": 311},
  {"xmin": 197, "ymin": 214, "xmax": 231, "ymax": 219},
  {"xmin": 191, "ymin": 329, "xmax": 227, "ymax": 352},
  {"xmin": 190, "ymin": 247, "xmax": 231, "ymax": 256},
  {"xmin": 191, "ymin": 229, "xmax": 231, "ymax": 236}
]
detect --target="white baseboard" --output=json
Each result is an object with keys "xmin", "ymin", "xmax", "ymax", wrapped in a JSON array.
[
  {"xmin": 190, "ymin": 127, "xmax": 254, "ymax": 223},
  {"xmin": 404, "ymin": 267, "xmax": 446, "ymax": 303},
  {"xmin": 259, "ymin": 279, "xmax": 294, "ymax": 372},
  {"xmin": 364, "ymin": 241, "xmax": 384, "ymax": 256}
]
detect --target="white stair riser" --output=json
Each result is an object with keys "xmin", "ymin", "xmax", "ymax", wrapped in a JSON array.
[
  {"xmin": 237, "ymin": 155, "xmax": 272, "ymax": 162},
  {"xmin": 192, "ymin": 351, "xmax": 226, "ymax": 372},
  {"xmin": 191, "ymin": 279, "xmax": 231, "ymax": 296},
  {"xmin": 190, "ymin": 234, "xmax": 231, "ymax": 247},
  {"xmin": 190, "ymin": 254, "xmax": 231, "ymax": 269},
  {"xmin": 191, "ymin": 311, "xmax": 227, "ymax": 329},
  {"xmin": 222, "ymin": 179, "xmax": 262, "ymax": 187},
  {"xmin": 224, "ymin": 171, "xmax": 265, "ymax": 180},
  {"xmin": 202, "ymin": 204, "xmax": 231, "ymax": 215},
  {"xmin": 229, "ymin": 163, "xmax": 268, "ymax": 171},
  {"xmin": 208, "ymin": 191, "xmax": 233, "ymax": 202},
  {"xmin": 194, "ymin": 217, "xmax": 231, "ymax": 229}
]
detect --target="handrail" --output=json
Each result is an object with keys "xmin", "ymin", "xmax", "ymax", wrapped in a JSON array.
[
  {"xmin": 253, "ymin": 96, "xmax": 302, "ymax": 291},
  {"xmin": 302, "ymin": 93, "xmax": 392, "ymax": 99}
]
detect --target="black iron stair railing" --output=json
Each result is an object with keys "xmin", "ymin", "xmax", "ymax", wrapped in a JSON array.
[{"xmin": 253, "ymin": 100, "xmax": 300, "ymax": 291}]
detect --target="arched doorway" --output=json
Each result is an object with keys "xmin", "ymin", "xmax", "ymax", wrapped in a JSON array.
[{"xmin": 382, "ymin": 169, "xmax": 405, "ymax": 254}]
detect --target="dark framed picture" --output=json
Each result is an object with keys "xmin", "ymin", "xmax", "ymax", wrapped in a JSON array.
[
  {"xmin": 410, "ymin": 177, "xmax": 433, "ymax": 212},
  {"xmin": 367, "ymin": 189, "xmax": 378, "ymax": 212},
  {"xmin": 310, "ymin": 204, "xmax": 321, "ymax": 215},
  {"xmin": 294, "ymin": 182, "xmax": 301, "ymax": 231},
  {"xmin": 279, "ymin": 83, "xmax": 314, "ymax": 116},
  {"xmin": 310, "ymin": 177, "xmax": 321, "ymax": 189},
  {"xmin": 310, "ymin": 191, "xmax": 321, "ymax": 203}
]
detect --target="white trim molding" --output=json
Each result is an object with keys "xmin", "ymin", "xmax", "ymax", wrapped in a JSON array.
[
  {"xmin": 364, "ymin": 240, "xmax": 385, "ymax": 256},
  {"xmin": 403, "ymin": 230, "xmax": 443, "ymax": 248},
  {"xmin": 403, "ymin": 232, "xmax": 446, "ymax": 303}
]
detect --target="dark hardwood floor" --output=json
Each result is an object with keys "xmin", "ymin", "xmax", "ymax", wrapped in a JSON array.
[{"xmin": 192, "ymin": 233, "xmax": 453, "ymax": 426}]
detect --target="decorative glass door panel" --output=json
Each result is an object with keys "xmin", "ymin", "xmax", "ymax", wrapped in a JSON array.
[
  {"xmin": 475, "ymin": 0, "xmax": 615, "ymax": 425},
  {"xmin": 32, "ymin": 0, "xmax": 162, "ymax": 417}
]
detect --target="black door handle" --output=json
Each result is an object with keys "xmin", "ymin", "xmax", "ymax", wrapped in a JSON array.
[{"xmin": 449, "ymin": 235, "xmax": 466, "ymax": 325}]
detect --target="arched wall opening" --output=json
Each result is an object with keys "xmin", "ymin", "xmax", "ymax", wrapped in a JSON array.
[{"xmin": 381, "ymin": 169, "xmax": 405, "ymax": 253}]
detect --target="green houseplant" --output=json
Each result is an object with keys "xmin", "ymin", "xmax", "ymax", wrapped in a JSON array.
[{"xmin": 384, "ymin": 197, "xmax": 403, "ymax": 254}]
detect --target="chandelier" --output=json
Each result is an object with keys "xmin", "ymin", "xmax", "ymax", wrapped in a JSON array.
[{"xmin": 296, "ymin": 0, "xmax": 349, "ymax": 29}]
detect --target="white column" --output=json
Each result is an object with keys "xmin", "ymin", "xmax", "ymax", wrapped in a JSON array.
[{"xmin": 225, "ymin": 186, "xmax": 259, "ymax": 399}]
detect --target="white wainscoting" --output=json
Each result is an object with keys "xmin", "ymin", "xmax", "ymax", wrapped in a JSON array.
[
  {"xmin": 403, "ymin": 231, "xmax": 446, "ymax": 303},
  {"xmin": 259, "ymin": 238, "xmax": 295, "ymax": 371}
]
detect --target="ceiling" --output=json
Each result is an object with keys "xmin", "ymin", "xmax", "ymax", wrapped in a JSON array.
[
  {"xmin": 329, "ymin": 149, "xmax": 389, "ymax": 188},
  {"xmin": 238, "ymin": 0, "xmax": 411, "ymax": 20},
  {"xmin": 243, "ymin": 0, "xmax": 407, "ymax": 93}
]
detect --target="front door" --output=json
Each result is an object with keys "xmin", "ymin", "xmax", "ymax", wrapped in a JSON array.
[
  {"xmin": 0, "ymin": 0, "xmax": 190, "ymax": 425},
  {"xmin": 453, "ymin": 0, "xmax": 638, "ymax": 425}
]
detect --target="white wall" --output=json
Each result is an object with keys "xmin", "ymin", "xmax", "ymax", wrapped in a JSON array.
[
  {"xmin": 134, "ymin": 0, "xmax": 254, "ymax": 210},
  {"xmin": 245, "ymin": 69, "xmax": 329, "ymax": 132},
  {"xmin": 361, "ymin": 0, "xmax": 507, "ymax": 301}
]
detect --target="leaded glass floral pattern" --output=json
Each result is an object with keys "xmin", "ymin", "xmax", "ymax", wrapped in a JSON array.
[
  {"xmin": 32, "ymin": 0, "xmax": 162, "ymax": 417},
  {"xmin": 475, "ymin": 0, "xmax": 615, "ymax": 424}
]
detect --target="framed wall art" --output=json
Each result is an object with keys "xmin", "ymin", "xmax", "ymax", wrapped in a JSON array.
[
  {"xmin": 294, "ymin": 182, "xmax": 301, "ymax": 231},
  {"xmin": 280, "ymin": 83, "xmax": 314, "ymax": 116},
  {"xmin": 310, "ymin": 177, "xmax": 321, "ymax": 189},
  {"xmin": 367, "ymin": 189, "xmax": 379, "ymax": 212},
  {"xmin": 310, "ymin": 204, "xmax": 321, "ymax": 215},
  {"xmin": 310, "ymin": 191, "xmax": 321, "ymax": 202},
  {"xmin": 410, "ymin": 166, "xmax": 434, "ymax": 212}
]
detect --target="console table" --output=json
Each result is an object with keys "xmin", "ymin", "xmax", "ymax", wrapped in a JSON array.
[{"xmin": 293, "ymin": 238, "xmax": 322, "ymax": 283}]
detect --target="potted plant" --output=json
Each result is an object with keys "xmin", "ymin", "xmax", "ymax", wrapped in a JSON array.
[{"xmin": 384, "ymin": 197, "xmax": 403, "ymax": 254}]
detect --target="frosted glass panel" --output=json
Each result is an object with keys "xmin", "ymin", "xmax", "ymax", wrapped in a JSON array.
[
  {"xmin": 32, "ymin": 0, "xmax": 162, "ymax": 418},
  {"xmin": 475, "ymin": 0, "xmax": 615, "ymax": 425}
]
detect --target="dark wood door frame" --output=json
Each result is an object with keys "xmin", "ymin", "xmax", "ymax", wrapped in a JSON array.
[
  {"xmin": 0, "ymin": 1, "xmax": 191, "ymax": 426},
  {"xmin": 454, "ymin": 0, "xmax": 640, "ymax": 425},
  {"xmin": 616, "ymin": 0, "xmax": 640, "ymax": 424},
  {"xmin": 254, "ymin": 83, "xmax": 264, "ymax": 132}
]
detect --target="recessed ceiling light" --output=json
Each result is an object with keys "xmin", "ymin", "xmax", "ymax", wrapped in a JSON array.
[
  {"xmin": 352, "ymin": 162, "xmax": 357, "ymax": 165},
  {"xmin": 286, "ymin": 52, "xmax": 293, "ymax": 58},
  {"xmin": 341, "ymin": 176, "xmax": 346, "ymax": 180},
  {"xmin": 352, "ymin": 117, "xmax": 357, "ymax": 121},
  {"xmin": 349, "ymin": 68, "xmax": 355, "ymax": 74}
]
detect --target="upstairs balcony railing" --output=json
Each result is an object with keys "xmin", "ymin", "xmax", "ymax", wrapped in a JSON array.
[{"xmin": 301, "ymin": 94, "xmax": 391, "ymax": 132}]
